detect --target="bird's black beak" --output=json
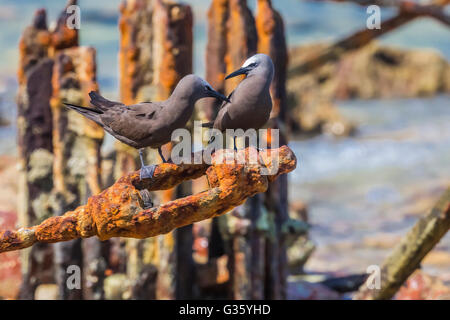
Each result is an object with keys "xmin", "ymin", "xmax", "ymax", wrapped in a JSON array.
[
  {"xmin": 208, "ymin": 89, "xmax": 230, "ymax": 103},
  {"xmin": 225, "ymin": 66, "xmax": 251, "ymax": 80}
]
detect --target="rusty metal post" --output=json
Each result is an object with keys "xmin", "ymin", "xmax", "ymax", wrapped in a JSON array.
[
  {"xmin": 116, "ymin": 0, "xmax": 157, "ymax": 295},
  {"xmin": 256, "ymin": 0, "xmax": 289, "ymax": 299},
  {"xmin": 118, "ymin": 0, "xmax": 193, "ymax": 299},
  {"xmin": 204, "ymin": 0, "xmax": 229, "ymax": 121},
  {"xmin": 16, "ymin": 9, "xmax": 54, "ymax": 300},
  {"xmin": 117, "ymin": 0, "xmax": 155, "ymax": 177},
  {"xmin": 226, "ymin": 0, "xmax": 258, "ymax": 300},
  {"xmin": 204, "ymin": 0, "xmax": 259, "ymax": 300},
  {"xmin": 17, "ymin": 1, "xmax": 80, "ymax": 299},
  {"xmin": 224, "ymin": 0, "xmax": 257, "ymax": 95},
  {"xmin": 152, "ymin": 0, "xmax": 194, "ymax": 300},
  {"xmin": 118, "ymin": 0, "xmax": 159, "ymax": 300},
  {"xmin": 51, "ymin": 46, "xmax": 104, "ymax": 299},
  {"xmin": 117, "ymin": 0, "xmax": 158, "ymax": 293}
]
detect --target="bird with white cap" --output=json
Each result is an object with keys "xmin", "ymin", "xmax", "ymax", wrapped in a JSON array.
[{"xmin": 203, "ymin": 53, "xmax": 274, "ymax": 149}]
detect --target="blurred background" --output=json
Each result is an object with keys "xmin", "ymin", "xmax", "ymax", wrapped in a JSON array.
[{"xmin": 0, "ymin": 0, "xmax": 449, "ymax": 300}]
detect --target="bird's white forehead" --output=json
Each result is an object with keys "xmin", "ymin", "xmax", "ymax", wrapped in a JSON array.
[{"xmin": 242, "ymin": 56, "xmax": 258, "ymax": 68}]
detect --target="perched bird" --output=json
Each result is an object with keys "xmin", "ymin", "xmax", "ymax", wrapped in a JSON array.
[
  {"xmin": 203, "ymin": 53, "xmax": 274, "ymax": 149},
  {"xmin": 64, "ymin": 75, "xmax": 228, "ymax": 180}
]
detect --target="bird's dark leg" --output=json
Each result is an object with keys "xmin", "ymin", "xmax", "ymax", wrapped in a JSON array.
[
  {"xmin": 139, "ymin": 148, "xmax": 146, "ymax": 167},
  {"xmin": 233, "ymin": 136, "xmax": 237, "ymax": 152},
  {"xmin": 139, "ymin": 148, "xmax": 156, "ymax": 180},
  {"xmin": 158, "ymin": 147, "xmax": 167, "ymax": 163},
  {"xmin": 138, "ymin": 148, "xmax": 154, "ymax": 209}
]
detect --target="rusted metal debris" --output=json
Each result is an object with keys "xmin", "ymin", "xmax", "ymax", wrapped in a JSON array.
[
  {"xmin": 16, "ymin": 2, "xmax": 80, "ymax": 299},
  {"xmin": 354, "ymin": 187, "xmax": 450, "ymax": 300},
  {"xmin": 314, "ymin": 0, "xmax": 450, "ymax": 8},
  {"xmin": 118, "ymin": 0, "xmax": 193, "ymax": 118},
  {"xmin": 49, "ymin": 0, "xmax": 79, "ymax": 55},
  {"xmin": 154, "ymin": 0, "xmax": 194, "ymax": 299},
  {"xmin": 205, "ymin": 0, "xmax": 257, "ymax": 117},
  {"xmin": 256, "ymin": 0, "xmax": 288, "ymax": 123},
  {"xmin": 204, "ymin": 0, "xmax": 229, "ymax": 121},
  {"xmin": 204, "ymin": 0, "xmax": 261, "ymax": 300},
  {"xmin": 255, "ymin": 0, "xmax": 289, "ymax": 299},
  {"xmin": 288, "ymin": 0, "xmax": 450, "ymax": 77},
  {"xmin": 0, "ymin": 146, "xmax": 296, "ymax": 254},
  {"xmin": 225, "ymin": 0, "xmax": 257, "ymax": 95},
  {"xmin": 118, "ymin": 0, "xmax": 194, "ymax": 299},
  {"xmin": 117, "ymin": 0, "xmax": 193, "ymax": 175},
  {"xmin": 314, "ymin": 0, "xmax": 401, "ymax": 6},
  {"xmin": 51, "ymin": 46, "xmax": 106, "ymax": 300}
]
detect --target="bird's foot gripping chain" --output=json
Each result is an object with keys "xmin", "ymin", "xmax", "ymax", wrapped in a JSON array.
[
  {"xmin": 0, "ymin": 146, "xmax": 296, "ymax": 253},
  {"xmin": 139, "ymin": 165, "xmax": 157, "ymax": 180},
  {"xmin": 139, "ymin": 164, "xmax": 156, "ymax": 209},
  {"xmin": 139, "ymin": 189, "xmax": 153, "ymax": 209}
]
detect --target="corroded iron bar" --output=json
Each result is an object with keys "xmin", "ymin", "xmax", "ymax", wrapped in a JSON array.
[
  {"xmin": 17, "ymin": 9, "xmax": 54, "ymax": 300},
  {"xmin": 153, "ymin": 0, "xmax": 193, "ymax": 100},
  {"xmin": 313, "ymin": 0, "xmax": 450, "ymax": 8},
  {"xmin": 17, "ymin": 2, "xmax": 79, "ymax": 299},
  {"xmin": 224, "ymin": 0, "xmax": 257, "ymax": 95},
  {"xmin": 117, "ymin": 0, "xmax": 155, "ymax": 181},
  {"xmin": 204, "ymin": 0, "xmax": 229, "ymax": 121},
  {"xmin": 0, "ymin": 146, "xmax": 296, "ymax": 253},
  {"xmin": 354, "ymin": 187, "xmax": 450, "ymax": 300},
  {"xmin": 49, "ymin": 0, "xmax": 79, "ymax": 56},
  {"xmin": 146, "ymin": 0, "xmax": 195, "ymax": 299},
  {"xmin": 255, "ymin": 0, "xmax": 290, "ymax": 300},
  {"xmin": 119, "ymin": 0, "xmax": 155, "ymax": 105},
  {"xmin": 287, "ymin": 1, "xmax": 450, "ymax": 77},
  {"xmin": 204, "ymin": 0, "xmax": 258, "ymax": 300},
  {"xmin": 256, "ymin": 0, "xmax": 288, "ymax": 123},
  {"xmin": 118, "ymin": 0, "xmax": 194, "ymax": 299},
  {"xmin": 51, "ymin": 46, "xmax": 104, "ymax": 300}
]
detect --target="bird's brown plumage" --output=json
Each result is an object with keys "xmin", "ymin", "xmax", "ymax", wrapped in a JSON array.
[{"xmin": 65, "ymin": 75, "xmax": 228, "ymax": 149}]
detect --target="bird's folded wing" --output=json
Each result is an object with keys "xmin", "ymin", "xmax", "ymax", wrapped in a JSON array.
[{"xmin": 101, "ymin": 103, "xmax": 162, "ymax": 142}]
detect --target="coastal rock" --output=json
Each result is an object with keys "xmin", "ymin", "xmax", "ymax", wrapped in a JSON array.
[
  {"xmin": 289, "ymin": 42, "xmax": 450, "ymax": 101},
  {"xmin": 287, "ymin": 42, "xmax": 450, "ymax": 135}
]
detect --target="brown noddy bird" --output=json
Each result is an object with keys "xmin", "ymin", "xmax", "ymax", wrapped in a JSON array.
[
  {"xmin": 203, "ymin": 53, "xmax": 274, "ymax": 149},
  {"xmin": 64, "ymin": 75, "xmax": 228, "ymax": 180}
]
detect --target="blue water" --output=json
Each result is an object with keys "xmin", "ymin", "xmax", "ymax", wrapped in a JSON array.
[{"xmin": 290, "ymin": 96, "xmax": 450, "ymax": 274}]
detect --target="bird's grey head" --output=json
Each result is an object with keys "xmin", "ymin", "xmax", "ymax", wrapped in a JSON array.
[
  {"xmin": 173, "ymin": 75, "xmax": 229, "ymax": 104},
  {"xmin": 225, "ymin": 53, "xmax": 274, "ymax": 82}
]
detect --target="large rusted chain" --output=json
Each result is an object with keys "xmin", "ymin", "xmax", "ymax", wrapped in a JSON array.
[{"xmin": 0, "ymin": 146, "xmax": 296, "ymax": 253}]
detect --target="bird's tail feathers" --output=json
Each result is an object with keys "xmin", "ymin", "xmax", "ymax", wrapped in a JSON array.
[
  {"xmin": 63, "ymin": 102, "xmax": 103, "ymax": 114},
  {"xmin": 89, "ymin": 91, "xmax": 116, "ymax": 110}
]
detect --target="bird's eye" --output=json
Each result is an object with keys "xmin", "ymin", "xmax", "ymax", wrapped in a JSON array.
[
  {"xmin": 205, "ymin": 86, "xmax": 212, "ymax": 91},
  {"xmin": 249, "ymin": 62, "xmax": 257, "ymax": 68}
]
